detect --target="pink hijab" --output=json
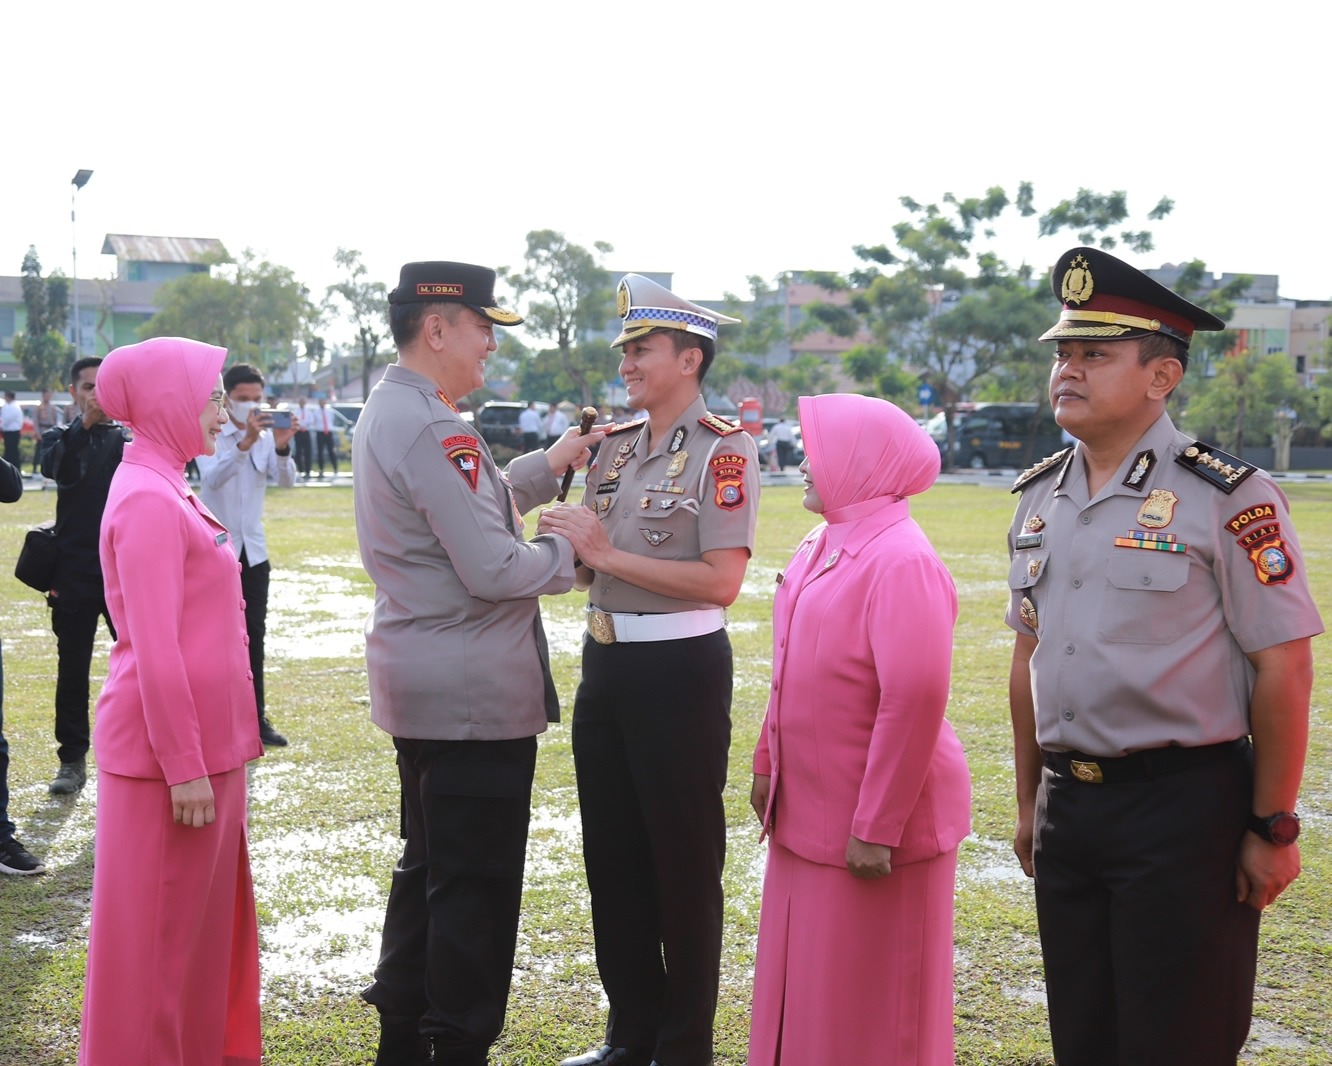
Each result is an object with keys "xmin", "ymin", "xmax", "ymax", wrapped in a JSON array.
[
  {"xmin": 797, "ymin": 393, "xmax": 940, "ymax": 522},
  {"xmin": 96, "ymin": 337, "xmax": 227, "ymax": 467}
]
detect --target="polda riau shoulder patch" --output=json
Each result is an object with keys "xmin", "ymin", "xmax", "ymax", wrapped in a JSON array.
[
  {"xmin": 1174, "ymin": 441, "xmax": 1256, "ymax": 494},
  {"xmin": 698, "ymin": 412, "xmax": 743, "ymax": 436},
  {"xmin": 1011, "ymin": 448, "xmax": 1073, "ymax": 494}
]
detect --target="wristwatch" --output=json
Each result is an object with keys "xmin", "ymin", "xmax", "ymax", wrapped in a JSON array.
[{"xmin": 1249, "ymin": 811, "xmax": 1301, "ymax": 846}]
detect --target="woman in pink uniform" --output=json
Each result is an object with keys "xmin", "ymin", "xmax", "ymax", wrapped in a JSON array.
[
  {"xmin": 79, "ymin": 337, "xmax": 264, "ymax": 1065},
  {"xmin": 748, "ymin": 393, "xmax": 971, "ymax": 1065}
]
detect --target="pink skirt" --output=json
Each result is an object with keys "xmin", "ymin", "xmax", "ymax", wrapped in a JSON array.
[
  {"xmin": 79, "ymin": 767, "xmax": 261, "ymax": 1065},
  {"xmin": 748, "ymin": 842, "xmax": 959, "ymax": 1066}
]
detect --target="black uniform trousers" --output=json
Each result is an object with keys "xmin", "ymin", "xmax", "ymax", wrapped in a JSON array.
[
  {"xmin": 364, "ymin": 735, "xmax": 536, "ymax": 1066},
  {"xmin": 1034, "ymin": 740, "xmax": 1260, "ymax": 1066},
  {"xmin": 238, "ymin": 551, "xmax": 270, "ymax": 720},
  {"xmin": 293, "ymin": 429, "xmax": 313, "ymax": 478},
  {"xmin": 50, "ymin": 597, "xmax": 116, "ymax": 764},
  {"xmin": 573, "ymin": 629, "xmax": 732, "ymax": 1066},
  {"xmin": 316, "ymin": 431, "xmax": 338, "ymax": 476}
]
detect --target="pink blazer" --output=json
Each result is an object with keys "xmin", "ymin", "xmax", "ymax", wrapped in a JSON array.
[
  {"xmin": 95, "ymin": 445, "xmax": 262, "ymax": 785},
  {"xmin": 754, "ymin": 499, "xmax": 970, "ymax": 867}
]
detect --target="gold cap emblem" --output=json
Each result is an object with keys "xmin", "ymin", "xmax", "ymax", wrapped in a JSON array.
[{"xmin": 1060, "ymin": 254, "xmax": 1095, "ymax": 305}]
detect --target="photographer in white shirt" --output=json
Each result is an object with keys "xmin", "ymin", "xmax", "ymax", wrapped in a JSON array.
[{"xmin": 197, "ymin": 363, "xmax": 297, "ymax": 747}]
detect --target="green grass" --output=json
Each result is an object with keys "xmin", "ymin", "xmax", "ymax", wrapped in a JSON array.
[{"xmin": 1, "ymin": 478, "xmax": 1329, "ymax": 1065}]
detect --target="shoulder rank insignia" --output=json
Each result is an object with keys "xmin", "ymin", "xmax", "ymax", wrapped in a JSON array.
[
  {"xmin": 1011, "ymin": 448, "xmax": 1073, "ymax": 494},
  {"xmin": 1174, "ymin": 441, "xmax": 1255, "ymax": 494},
  {"xmin": 605, "ymin": 417, "xmax": 647, "ymax": 438},
  {"xmin": 698, "ymin": 412, "xmax": 743, "ymax": 436}
]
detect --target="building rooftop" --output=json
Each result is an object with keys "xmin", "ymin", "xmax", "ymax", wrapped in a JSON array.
[{"xmin": 101, "ymin": 234, "xmax": 228, "ymax": 264}]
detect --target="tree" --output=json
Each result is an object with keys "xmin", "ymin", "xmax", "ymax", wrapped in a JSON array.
[
  {"xmin": 140, "ymin": 250, "xmax": 314, "ymax": 375},
  {"xmin": 802, "ymin": 186, "xmax": 1172, "ymax": 467},
  {"xmin": 324, "ymin": 248, "xmax": 389, "ymax": 400},
  {"xmin": 500, "ymin": 231, "xmax": 617, "ymax": 407},
  {"xmin": 12, "ymin": 247, "xmax": 74, "ymax": 391},
  {"xmin": 1183, "ymin": 351, "xmax": 1313, "ymax": 456}
]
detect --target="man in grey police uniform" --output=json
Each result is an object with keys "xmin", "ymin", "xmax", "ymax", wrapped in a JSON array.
[
  {"xmin": 354, "ymin": 261, "xmax": 603, "ymax": 1066},
  {"xmin": 1007, "ymin": 246, "xmax": 1323, "ymax": 1065},
  {"xmin": 539, "ymin": 276, "xmax": 760, "ymax": 1066}
]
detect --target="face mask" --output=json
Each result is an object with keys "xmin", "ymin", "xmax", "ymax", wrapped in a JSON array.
[{"xmin": 230, "ymin": 400, "xmax": 259, "ymax": 426}]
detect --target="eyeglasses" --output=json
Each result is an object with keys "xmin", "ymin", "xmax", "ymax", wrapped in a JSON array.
[{"xmin": 208, "ymin": 392, "xmax": 226, "ymax": 411}]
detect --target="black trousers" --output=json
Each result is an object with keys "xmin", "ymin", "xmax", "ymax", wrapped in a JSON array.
[
  {"xmin": 573, "ymin": 629, "xmax": 732, "ymax": 1066},
  {"xmin": 316, "ymin": 431, "xmax": 338, "ymax": 475},
  {"xmin": 1034, "ymin": 740, "xmax": 1261, "ymax": 1066},
  {"xmin": 238, "ymin": 553, "xmax": 270, "ymax": 720},
  {"xmin": 51, "ymin": 597, "xmax": 116, "ymax": 764},
  {"xmin": 2, "ymin": 431, "xmax": 19, "ymax": 469},
  {"xmin": 0, "ymin": 639, "xmax": 12, "ymax": 840},
  {"xmin": 364, "ymin": 735, "xmax": 536, "ymax": 1066},
  {"xmin": 293, "ymin": 430, "xmax": 313, "ymax": 477}
]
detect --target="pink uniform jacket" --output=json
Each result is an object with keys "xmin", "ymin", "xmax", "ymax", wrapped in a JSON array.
[
  {"xmin": 754, "ymin": 394, "xmax": 970, "ymax": 868},
  {"xmin": 96, "ymin": 448, "xmax": 262, "ymax": 783}
]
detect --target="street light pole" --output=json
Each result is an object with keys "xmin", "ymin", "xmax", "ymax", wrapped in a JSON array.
[{"xmin": 70, "ymin": 169, "xmax": 93, "ymax": 356}]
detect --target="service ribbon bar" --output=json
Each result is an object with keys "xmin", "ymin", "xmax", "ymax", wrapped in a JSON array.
[{"xmin": 1113, "ymin": 537, "xmax": 1188, "ymax": 553}]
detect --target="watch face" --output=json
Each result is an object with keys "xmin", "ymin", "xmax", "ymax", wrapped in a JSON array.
[{"xmin": 1269, "ymin": 813, "xmax": 1301, "ymax": 846}]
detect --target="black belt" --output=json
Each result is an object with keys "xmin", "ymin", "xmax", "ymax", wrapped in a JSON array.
[{"xmin": 1041, "ymin": 738, "xmax": 1248, "ymax": 785}]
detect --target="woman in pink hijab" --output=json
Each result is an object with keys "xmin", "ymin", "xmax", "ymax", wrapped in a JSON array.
[
  {"xmin": 79, "ymin": 337, "xmax": 264, "ymax": 1065},
  {"xmin": 748, "ymin": 394, "xmax": 971, "ymax": 1065}
]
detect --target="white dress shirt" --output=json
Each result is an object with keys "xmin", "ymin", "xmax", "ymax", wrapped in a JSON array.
[
  {"xmin": 0, "ymin": 402, "xmax": 23, "ymax": 432},
  {"xmin": 196, "ymin": 419, "xmax": 296, "ymax": 565}
]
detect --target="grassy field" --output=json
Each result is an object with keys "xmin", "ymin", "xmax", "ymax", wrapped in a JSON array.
[{"xmin": 1, "ymin": 477, "xmax": 1328, "ymax": 1065}]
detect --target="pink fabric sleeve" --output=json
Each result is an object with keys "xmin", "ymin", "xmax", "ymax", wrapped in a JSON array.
[
  {"xmin": 105, "ymin": 489, "xmax": 208, "ymax": 784},
  {"xmin": 851, "ymin": 550, "xmax": 957, "ymax": 846}
]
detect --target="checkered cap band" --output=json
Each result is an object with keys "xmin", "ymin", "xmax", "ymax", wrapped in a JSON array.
[{"xmin": 624, "ymin": 306, "xmax": 720, "ymax": 338}]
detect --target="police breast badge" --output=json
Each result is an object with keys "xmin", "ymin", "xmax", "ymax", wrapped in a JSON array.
[{"xmin": 1136, "ymin": 489, "xmax": 1178, "ymax": 529}]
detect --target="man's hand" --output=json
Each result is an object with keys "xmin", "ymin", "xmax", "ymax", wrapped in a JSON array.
[
  {"xmin": 1236, "ymin": 833, "xmax": 1301, "ymax": 910},
  {"xmin": 171, "ymin": 776, "xmax": 216, "ymax": 829},
  {"xmin": 544, "ymin": 424, "xmax": 607, "ymax": 478},
  {"xmin": 81, "ymin": 393, "xmax": 107, "ymax": 430},
  {"xmin": 846, "ymin": 836, "xmax": 892, "ymax": 879},
  {"xmin": 538, "ymin": 502, "xmax": 613, "ymax": 569},
  {"xmin": 1013, "ymin": 813, "xmax": 1035, "ymax": 878}
]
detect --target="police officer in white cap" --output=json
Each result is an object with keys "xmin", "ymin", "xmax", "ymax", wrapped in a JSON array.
[
  {"xmin": 540, "ymin": 275, "xmax": 760, "ymax": 1066},
  {"xmin": 1007, "ymin": 247, "xmax": 1323, "ymax": 1064}
]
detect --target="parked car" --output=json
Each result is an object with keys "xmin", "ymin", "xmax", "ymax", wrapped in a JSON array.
[
  {"xmin": 930, "ymin": 402, "xmax": 1064, "ymax": 469},
  {"xmin": 475, "ymin": 401, "xmax": 549, "ymax": 450},
  {"xmin": 332, "ymin": 402, "xmax": 364, "ymax": 432}
]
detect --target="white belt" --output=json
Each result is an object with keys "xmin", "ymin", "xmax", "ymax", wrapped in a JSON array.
[{"xmin": 586, "ymin": 606, "xmax": 725, "ymax": 645}]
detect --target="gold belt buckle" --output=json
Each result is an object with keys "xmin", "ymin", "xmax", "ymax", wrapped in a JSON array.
[
  {"xmin": 1070, "ymin": 759, "xmax": 1104, "ymax": 784},
  {"xmin": 588, "ymin": 609, "xmax": 617, "ymax": 645}
]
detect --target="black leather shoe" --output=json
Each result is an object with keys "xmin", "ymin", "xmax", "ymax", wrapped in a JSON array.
[
  {"xmin": 559, "ymin": 1046, "xmax": 648, "ymax": 1066},
  {"xmin": 258, "ymin": 717, "xmax": 289, "ymax": 747}
]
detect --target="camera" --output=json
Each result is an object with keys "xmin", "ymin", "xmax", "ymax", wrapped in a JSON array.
[{"xmin": 266, "ymin": 408, "xmax": 294, "ymax": 430}]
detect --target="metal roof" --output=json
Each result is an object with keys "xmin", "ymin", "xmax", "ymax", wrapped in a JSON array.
[{"xmin": 100, "ymin": 234, "xmax": 229, "ymax": 264}]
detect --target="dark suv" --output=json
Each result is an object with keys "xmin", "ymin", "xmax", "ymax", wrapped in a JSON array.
[
  {"xmin": 938, "ymin": 403, "xmax": 1064, "ymax": 469},
  {"xmin": 475, "ymin": 401, "xmax": 549, "ymax": 450}
]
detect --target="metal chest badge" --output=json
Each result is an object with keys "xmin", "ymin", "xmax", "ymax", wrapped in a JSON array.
[
  {"xmin": 1136, "ymin": 489, "xmax": 1178, "ymax": 529},
  {"xmin": 1019, "ymin": 596, "xmax": 1038, "ymax": 630}
]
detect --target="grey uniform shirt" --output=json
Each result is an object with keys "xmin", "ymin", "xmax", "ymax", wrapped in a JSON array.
[
  {"xmin": 580, "ymin": 395, "xmax": 760, "ymax": 614},
  {"xmin": 1006, "ymin": 411, "xmax": 1323, "ymax": 756},
  {"xmin": 353, "ymin": 364, "xmax": 575, "ymax": 741}
]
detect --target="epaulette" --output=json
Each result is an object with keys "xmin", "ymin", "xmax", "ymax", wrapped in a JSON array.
[
  {"xmin": 1174, "ymin": 441, "xmax": 1257, "ymax": 495},
  {"xmin": 1011, "ymin": 448, "xmax": 1073, "ymax": 494},
  {"xmin": 605, "ymin": 417, "xmax": 647, "ymax": 437},
  {"xmin": 698, "ymin": 412, "xmax": 743, "ymax": 436}
]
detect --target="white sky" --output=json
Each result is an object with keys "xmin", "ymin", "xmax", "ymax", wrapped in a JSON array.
[{"xmin": 4, "ymin": 0, "xmax": 1327, "ymax": 350}]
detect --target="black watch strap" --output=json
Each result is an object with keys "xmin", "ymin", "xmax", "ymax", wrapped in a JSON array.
[{"xmin": 1249, "ymin": 811, "xmax": 1301, "ymax": 845}]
